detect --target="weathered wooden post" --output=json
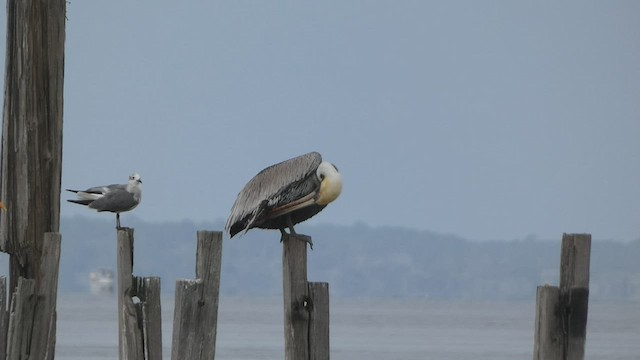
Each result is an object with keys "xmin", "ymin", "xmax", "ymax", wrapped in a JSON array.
[
  {"xmin": 533, "ymin": 285, "xmax": 562, "ymax": 359},
  {"xmin": 1, "ymin": 0, "xmax": 65, "ymax": 289},
  {"xmin": 0, "ymin": 0, "xmax": 65, "ymax": 356},
  {"xmin": 533, "ymin": 233, "xmax": 591, "ymax": 360},
  {"xmin": 559, "ymin": 233, "xmax": 591, "ymax": 360},
  {"xmin": 5, "ymin": 234, "xmax": 60, "ymax": 360},
  {"xmin": 282, "ymin": 234, "xmax": 330, "ymax": 360},
  {"xmin": 0, "ymin": 277, "xmax": 8, "ymax": 359},
  {"xmin": 171, "ymin": 231, "xmax": 223, "ymax": 360},
  {"xmin": 117, "ymin": 228, "xmax": 163, "ymax": 360}
]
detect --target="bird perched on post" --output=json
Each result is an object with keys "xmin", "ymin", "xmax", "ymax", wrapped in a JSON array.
[
  {"xmin": 66, "ymin": 173, "xmax": 142, "ymax": 229},
  {"xmin": 225, "ymin": 152, "xmax": 342, "ymax": 248}
]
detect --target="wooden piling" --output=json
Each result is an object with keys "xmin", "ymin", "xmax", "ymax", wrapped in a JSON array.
[
  {"xmin": 282, "ymin": 233, "xmax": 310, "ymax": 359},
  {"xmin": 6, "ymin": 278, "xmax": 35, "ymax": 360},
  {"xmin": 30, "ymin": 233, "xmax": 62, "ymax": 360},
  {"xmin": 0, "ymin": 0, "xmax": 66, "ymax": 355},
  {"xmin": 559, "ymin": 233, "xmax": 591, "ymax": 360},
  {"xmin": 308, "ymin": 282, "xmax": 330, "ymax": 360},
  {"xmin": 533, "ymin": 285, "xmax": 562, "ymax": 359},
  {"xmin": 117, "ymin": 228, "xmax": 163, "ymax": 360},
  {"xmin": 117, "ymin": 228, "xmax": 144, "ymax": 360},
  {"xmin": 282, "ymin": 234, "xmax": 330, "ymax": 360},
  {"xmin": 171, "ymin": 231, "xmax": 223, "ymax": 360},
  {"xmin": 140, "ymin": 277, "xmax": 162, "ymax": 360},
  {"xmin": 532, "ymin": 233, "xmax": 591, "ymax": 360},
  {"xmin": 3, "ymin": 233, "xmax": 60, "ymax": 360},
  {"xmin": 1, "ymin": 0, "xmax": 66, "ymax": 294},
  {"xmin": 0, "ymin": 277, "xmax": 7, "ymax": 360}
]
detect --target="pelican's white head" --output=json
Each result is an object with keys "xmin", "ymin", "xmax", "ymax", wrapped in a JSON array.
[{"xmin": 316, "ymin": 161, "xmax": 342, "ymax": 206}]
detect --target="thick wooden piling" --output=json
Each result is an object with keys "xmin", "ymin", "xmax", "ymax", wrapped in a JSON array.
[
  {"xmin": 117, "ymin": 228, "xmax": 163, "ymax": 360},
  {"xmin": 533, "ymin": 233, "xmax": 591, "ymax": 360},
  {"xmin": 282, "ymin": 234, "xmax": 330, "ymax": 360},
  {"xmin": 171, "ymin": 231, "xmax": 223, "ymax": 360},
  {"xmin": 0, "ymin": 0, "xmax": 66, "ymax": 355}
]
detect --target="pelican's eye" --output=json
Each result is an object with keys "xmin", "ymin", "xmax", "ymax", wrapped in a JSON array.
[{"xmin": 319, "ymin": 173, "xmax": 325, "ymax": 180}]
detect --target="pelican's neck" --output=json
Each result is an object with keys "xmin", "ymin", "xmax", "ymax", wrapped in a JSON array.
[{"xmin": 316, "ymin": 161, "xmax": 342, "ymax": 206}]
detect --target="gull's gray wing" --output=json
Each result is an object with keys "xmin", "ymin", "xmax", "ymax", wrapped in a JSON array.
[
  {"xmin": 83, "ymin": 183, "xmax": 127, "ymax": 194},
  {"xmin": 88, "ymin": 189, "xmax": 139, "ymax": 213}
]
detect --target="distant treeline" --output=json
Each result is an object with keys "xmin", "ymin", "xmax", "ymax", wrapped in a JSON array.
[{"xmin": 3, "ymin": 216, "xmax": 636, "ymax": 301}]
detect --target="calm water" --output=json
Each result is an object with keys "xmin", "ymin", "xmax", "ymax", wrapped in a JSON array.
[{"xmin": 54, "ymin": 294, "xmax": 639, "ymax": 360}]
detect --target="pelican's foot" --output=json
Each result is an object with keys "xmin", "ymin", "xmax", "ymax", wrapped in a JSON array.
[{"xmin": 291, "ymin": 233, "xmax": 314, "ymax": 250}]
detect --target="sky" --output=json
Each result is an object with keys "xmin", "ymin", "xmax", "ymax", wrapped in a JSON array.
[{"xmin": 1, "ymin": 1, "xmax": 638, "ymax": 241}]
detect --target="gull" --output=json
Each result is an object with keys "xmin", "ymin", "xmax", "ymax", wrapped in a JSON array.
[{"xmin": 67, "ymin": 173, "xmax": 142, "ymax": 228}]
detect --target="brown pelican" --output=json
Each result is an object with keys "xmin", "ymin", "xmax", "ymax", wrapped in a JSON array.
[
  {"xmin": 225, "ymin": 152, "xmax": 342, "ymax": 247},
  {"xmin": 66, "ymin": 173, "xmax": 142, "ymax": 228}
]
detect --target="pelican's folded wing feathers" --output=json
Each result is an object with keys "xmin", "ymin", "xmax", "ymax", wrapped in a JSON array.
[{"xmin": 225, "ymin": 151, "xmax": 322, "ymax": 234}]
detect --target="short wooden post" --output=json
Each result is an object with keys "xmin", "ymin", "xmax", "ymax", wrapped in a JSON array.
[
  {"xmin": 171, "ymin": 231, "xmax": 223, "ymax": 360},
  {"xmin": 308, "ymin": 282, "xmax": 330, "ymax": 360},
  {"xmin": 139, "ymin": 277, "xmax": 162, "ymax": 360},
  {"xmin": 282, "ymin": 234, "xmax": 330, "ymax": 360},
  {"xmin": 532, "ymin": 233, "xmax": 591, "ymax": 360},
  {"xmin": 559, "ymin": 233, "xmax": 591, "ymax": 360},
  {"xmin": 533, "ymin": 285, "xmax": 562, "ymax": 359}
]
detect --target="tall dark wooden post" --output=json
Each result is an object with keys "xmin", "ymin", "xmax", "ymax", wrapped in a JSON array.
[
  {"xmin": 0, "ymin": 0, "xmax": 65, "ymax": 357},
  {"xmin": 0, "ymin": 0, "xmax": 66, "ymax": 291}
]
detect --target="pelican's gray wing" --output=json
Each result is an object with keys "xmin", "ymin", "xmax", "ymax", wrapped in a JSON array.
[
  {"xmin": 88, "ymin": 189, "xmax": 139, "ymax": 213},
  {"xmin": 225, "ymin": 151, "xmax": 322, "ymax": 234}
]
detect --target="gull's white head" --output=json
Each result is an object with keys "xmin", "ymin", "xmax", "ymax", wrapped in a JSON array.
[
  {"xmin": 316, "ymin": 161, "xmax": 342, "ymax": 206},
  {"xmin": 129, "ymin": 173, "xmax": 142, "ymax": 186}
]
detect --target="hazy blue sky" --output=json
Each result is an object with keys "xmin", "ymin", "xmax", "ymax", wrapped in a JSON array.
[{"xmin": 3, "ymin": 1, "xmax": 638, "ymax": 241}]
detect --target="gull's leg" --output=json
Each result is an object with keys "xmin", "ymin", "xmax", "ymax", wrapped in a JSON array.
[{"xmin": 116, "ymin": 213, "xmax": 121, "ymax": 229}]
